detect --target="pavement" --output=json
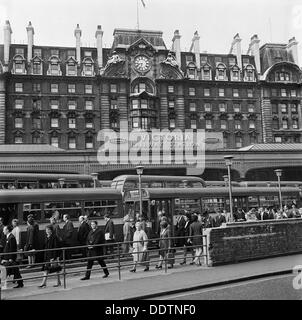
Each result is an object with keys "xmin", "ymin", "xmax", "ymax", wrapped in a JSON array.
[{"xmin": 1, "ymin": 252, "xmax": 302, "ymax": 300}]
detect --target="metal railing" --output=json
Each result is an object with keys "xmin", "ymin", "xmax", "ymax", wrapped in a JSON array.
[{"xmin": 0, "ymin": 234, "xmax": 208, "ymax": 300}]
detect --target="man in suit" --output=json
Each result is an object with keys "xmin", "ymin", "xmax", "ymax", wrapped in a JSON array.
[
  {"xmin": 1, "ymin": 225, "xmax": 24, "ymax": 288},
  {"xmin": 77, "ymin": 215, "xmax": 90, "ymax": 257},
  {"xmin": 189, "ymin": 215, "xmax": 203, "ymax": 265},
  {"xmin": 62, "ymin": 214, "xmax": 74, "ymax": 261},
  {"xmin": 0, "ymin": 217, "xmax": 6, "ymax": 254},
  {"xmin": 175, "ymin": 211, "xmax": 186, "ymax": 247},
  {"xmin": 80, "ymin": 221, "xmax": 109, "ymax": 280},
  {"xmin": 104, "ymin": 213, "xmax": 115, "ymax": 257},
  {"xmin": 214, "ymin": 210, "xmax": 226, "ymax": 227}
]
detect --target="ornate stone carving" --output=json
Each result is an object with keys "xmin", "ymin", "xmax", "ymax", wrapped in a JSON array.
[
  {"xmin": 100, "ymin": 51, "xmax": 126, "ymax": 77},
  {"xmin": 160, "ymin": 51, "xmax": 183, "ymax": 80}
]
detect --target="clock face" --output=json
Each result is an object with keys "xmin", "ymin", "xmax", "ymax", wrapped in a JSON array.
[{"xmin": 134, "ymin": 56, "xmax": 150, "ymax": 72}]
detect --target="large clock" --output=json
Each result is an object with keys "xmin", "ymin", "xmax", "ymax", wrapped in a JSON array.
[{"xmin": 134, "ymin": 55, "xmax": 150, "ymax": 72}]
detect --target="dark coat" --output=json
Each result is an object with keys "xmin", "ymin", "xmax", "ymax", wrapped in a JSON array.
[
  {"xmin": 159, "ymin": 227, "xmax": 172, "ymax": 256},
  {"xmin": 62, "ymin": 220, "xmax": 74, "ymax": 245},
  {"xmin": 202, "ymin": 215, "xmax": 215, "ymax": 228},
  {"xmin": 3, "ymin": 233, "xmax": 17, "ymax": 261},
  {"xmin": 214, "ymin": 215, "xmax": 226, "ymax": 227},
  {"xmin": 189, "ymin": 221, "xmax": 203, "ymax": 246},
  {"xmin": 104, "ymin": 219, "xmax": 115, "ymax": 240},
  {"xmin": 86, "ymin": 227, "xmax": 105, "ymax": 257},
  {"xmin": 25, "ymin": 223, "xmax": 40, "ymax": 250},
  {"xmin": 0, "ymin": 225, "xmax": 6, "ymax": 250},
  {"xmin": 175, "ymin": 215, "xmax": 186, "ymax": 246},
  {"xmin": 256, "ymin": 211, "xmax": 269, "ymax": 220},
  {"xmin": 78, "ymin": 222, "xmax": 90, "ymax": 244},
  {"xmin": 43, "ymin": 234, "xmax": 61, "ymax": 262}
]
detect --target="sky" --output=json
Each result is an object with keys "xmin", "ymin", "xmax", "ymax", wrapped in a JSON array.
[{"xmin": 0, "ymin": 0, "xmax": 301, "ymax": 62}]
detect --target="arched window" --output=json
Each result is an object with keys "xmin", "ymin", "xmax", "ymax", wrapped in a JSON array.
[
  {"xmin": 230, "ymin": 65, "xmax": 240, "ymax": 81},
  {"xmin": 244, "ymin": 65, "xmax": 255, "ymax": 82},
  {"xmin": 133, "ymin": 82, "xmax": 154, "ymax": 94},
  {"xmin": 82, "ymin": 57, "xmax": 95, "ymax": 77},
  {"xmin": 201, "ymin": 64, "xmax": 212, "ymax": 80},
  {"xmin": 32, "ymin": 56, "xmax": 43, "ymax": 75},
  {"xmin": 215, "ymin": 63, "xmax": 227, "ymax": 81}
]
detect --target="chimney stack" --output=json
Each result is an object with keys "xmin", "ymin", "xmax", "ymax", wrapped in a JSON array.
[
  {"xmin": 95, "ymin": 25, "xmax": 104, "ymax": 69},
  {"xmin": 26, "ymin": 21, "xmax": 34, "ymax": 63},
  {"xmin": 74, "ymin": 24, "xmax": 82, "ymax": 63},
  {"xmin": 287, "ymin": 37, "xmax": 299, "ymax": 65},
  {"xmin": 3, "ymin": 20, "xmax": 12, "ymax": 66},
  {"xmin": 190, "ymin": 31, "xmax": 200, "ymax": 69},
  {"xmin": 230, "ymin": 33, "xmax": 242, "ymax": 69},
  {"xmin": 248, "ymin": 34, "xmax": 261, "ymax": 74},
  {"xmin": 172, "ymin": 30, "xmax": 181, "ymax": 65}
]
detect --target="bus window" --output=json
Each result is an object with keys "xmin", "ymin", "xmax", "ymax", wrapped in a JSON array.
[
  {"xmin": 150, "ymin": 181, "xmax": 163, "ymax": 188},
  {"xmin": 0, "ymin": 204, "xmax": 17, "ymax": 225},
  {"xmin": 23, "ymin": 203, "xmax": 42, "ymax": 222},
  {"xmin": 202, "ymin": 198, "xmax": 224, "ymax": 213},
  {"xmin": 44, "ymin": 202, "xmax": 64, "ymax": 220},
  {"xmin": 124, "ymin": 180, "xmax": 137, "ymax": 190},
  {"xmin": 84, "ymin": 200, "xmax": 119, "ymax": 218}
]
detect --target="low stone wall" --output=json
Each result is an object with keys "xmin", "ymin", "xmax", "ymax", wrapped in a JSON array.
[{"xmin": 203, "ymin": 218, "xmax": 302, "ymax": 266}]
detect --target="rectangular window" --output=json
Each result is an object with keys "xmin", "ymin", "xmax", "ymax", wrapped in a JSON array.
[
  {"xmin": 51, "ymin": 137, "xmax": 59, "ymax": 148},
  {"xmin": 215, "ymin": 57, "xmax": 222, "ymax": 63},
  {"xmin": 15, "ymin": 99, "xmax": 24, "ymax": 109},
  {"xmin": 189, "ymin": 87, "xmax": 195, "ymax": 96},
  {"xmin": 168, "ymin": 85, "xmax": 174, "ymax": 93},
  {"xmin": 15, "ymin": 83, "xmax": 23, "ymax": 92},
  {"xmin": 85, "ymin": 84, "xmax": 93, "ymax": 94},
  {"xmin": 186, "ymin": 55, "xmax": 193, "ymax": 63},
  {"xmin": 68, "ymin": 100, "xmax": 76, "ymax": 110},
  {"xmin": 235, "ymin": 121, "xmax": 241, "ymax": 129},
  {"xmin": 274, "ymin": 136, "xmax": 282, "ymax": 143},
  {"xmin": 189, "ymin": 102, "xmax": 196, "ymax": 112},
  {"xmin": 204, "ymin": 103, "xmax": 211, "ymax": 112},
  {"xmin": 249, "ymin": 121, "xmax": 255, "ymax": 129},
  {"xmin": 132, "ymin": 117, "xmax": 139, "ymax": 128},
  {"xmin": 235, "ymin": 136, "xmax": 242, "ymax": 148},
  {"xmin": 281, "ymin": 89, "xmax": 287, "ymax": 97},
  {"xmin": 33, "ymin": 49, "xmax": 42, "ymax": 57},
  {"xmin": 32, "ymin": 118, "xmax": 41, "ymax": 129},
  {"xmin": 141, "ymin": 99, "xmax": 148, "ymax": 109},
  {"xmin": 248, "ymin": 104, "xmax": 255, "ymax": 113},
  {"xmin": 205, "ymin": 120, "xmax": 212, "ymax": 129},
  {"xmin": 219, "ymin": 103, "xmax": 226, "ymax": 112},
  {"xmin": 111, "ymin": 121, "xmax": 118, "ymax": 129},
  {"xmin": 290, "ymin": 90, "xmax": 296, "ymax": 97},
  {"xmin": 271, "ymin": 88, "xmax": 278, "ymax": 97},
  {"xmin": 232, "ymin": 70, "xmax": 239, "ymax": 81},
  {"xmin": 169, "ymin": 118, "xmax": 176, "ymax": 128},
  {"xmin": 218, "ymin": 88, "xmax": 224, "ymax": 97},
  {"xmin": 190, "ymin": 119, "xmax": 197, "ymax": 129},
  {"xmin": 282, "ymin": 119, "xmax": 288, "ymax": 129},
  {"xmin": 15, "ymin": 118, "xmax": 23, "ymax": 128},
  {"xmin": 14, "ymin": 136, "xmax": 23, "ymax": 144},
  {"xmin": 32, "ymin": 136, "xmax": 41, "ymax": 144},
  {"xmin": 50, "ymin": 64, "xmax": 59, "ymax": 75},
  {"xmin": 33, "ymin": 83, "xmax": 41, "ymax": 92},
  {"xmin": 32, "ymin": 63, "xmax": 42, "ymax": 75},
  {"xmin": 84, "ymin": 51, "xmax": 92, "ymax": 57},
  {"xmin": 110, "ymin": 99, "xmax": 118, "ymax": 110},
  {"xmin": 51, "ymin": 84, "xmax": 58, "ymax": 93},
  {"xmin": 291, "ymin": 104, "xmax": 298, "ymax": 113},
  {"xmin": 229, "ymin": 57, "xmax": 236, "ymax": 66},
  {"xmin": 204, "ymin": 88, "xmax": 210, "ymax": 96},
  {"xmin": 141, "ymin": 117, "xmax": 148, "ymax": 129},
  {"xmin": 15, "ymin": 48, "xmax": 24, "ymax": 55},
  {"xmin": 33, "ymin": 99, "xmax": 41, "ymax": 110},
  {"xmin": 247, "ymin": 89, "xmax": 253, "ymax": 98},
  {"xmin": 188, "ymin": 69, "xmax": 195, "ymax": 79},
  {"xmin": 233, "ymin": 104, "xmax": 241, "ymax": 113},
  {"xmin": 68, "ymin": 137, "xmax": 76, "ymax": 149},
  {"xmin": 68, "ymin": 84, "xmax": 76, "ymax": 93},
  {"xmin": 203, "ymin": 68, "xmax": 211, "ymax": 80},
  {"xmin": 85, "ymin": 137, "xmax": 93, "ymax": 149},
  {"xmin": 168, "ymin": 101, "xmax": 175, "ymax": 109},
  {"xmin": 67, "ymin": 50, "xmax": 76, "ymax": 59},
  {"xmin": 242, "ymin": 57, "xmax": 249, "ymax": 65},
  {"xmin": 86, "ymin": 119, "xmax": 93, "ymax": 129},
  {"xmin": 281, "ymin": 104, "xmax": 288, "ymax": 113},
  {"xmin": 221, "ymin": 120, "xmax": 227, "ymax": 129},
  {"xmin": 50, "ymin": 100, "xmax": 59, "ymax": 110},
  {"xmin": 110, "ymin": 84, "xmax": 117, "ymax": 93},
  {"xmin": 233, "ymin": 89, "xmax": 239, "ymax": 97},
  {"xmin": 67, "ymin": 64, "xmax": 77, "ymax": 76},
  {"xmin": 84, "ymin": 65, "xmax": 93, "ymax": 76},
  {"xmin": 272, "ymin": 119, "xmax": 279, "ymax": 130},
  {"xmin": 292, "ymin": 119, "xmax": 299, "ymax": 129},
  {"xmin": 132, "ymin": 100, "xmax": 139, "ymax": 109},
  {"xmin": 68, "ymin": 118, "xmax": 76, "ymax": 129},
  {"xmin": 50, "ymin": 49, "xmax": 59, "ymax": 56},
  {"xmin": 200, "ymin": 56, "xmax": 207, "ymax": 64},
  {"xmin": 85, "ymin": 101, "xmax": 93, "ymax": 110},
  {"xmin": 51, "ymin": 118, "xmax": 59, "ymax": 128}
]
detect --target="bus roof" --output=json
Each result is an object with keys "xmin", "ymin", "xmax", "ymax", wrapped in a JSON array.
[
  {"xmin": 0, "ymin": 172, "xmax": 94, "ymax": 181},
  {"xmin": 0, "ymin": 188, "xmax": 122, "ymax": 203},
  {"xmin": 112, "ymin": 175, "xmax": 206, "ymax": 184},
  {"xmin": 125, "ymin": 187, "xmax": 300, "ymax": 200}
]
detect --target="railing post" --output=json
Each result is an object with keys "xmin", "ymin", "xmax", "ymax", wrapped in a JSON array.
[
  {"xmin": 164, "ymin": 250, "xmax": 168, "ymax": 274},
  {"xmin": 205, "ymin": 236, "xmax": 209, "ymax": 266},
  {"xmin": 63, "ymin": 248, "xmax": 66, "ymax": 289},
  {"xmin": 117, "ymin": 242, "xmax": 121, "ymax": 281}
]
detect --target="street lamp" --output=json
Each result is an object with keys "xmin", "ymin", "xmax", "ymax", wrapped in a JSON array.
[
  {"xmin": 91, "ymin": 172, "xmax": 98, "ymax": 189},
  {"xmin": 274, "ymin": 169, "xmax": 283, "ymax": 211},
  {"xmin": 222, "ymin": 175, "xmax": 229, "ymax": 187},
  {"xmin": 58, "ymin": 178, "xmax": 65, "ymax": 189},
  {"xmin": 224, "ymin": 155, "xmax": 234, "ymax": 222},
  {"xmin": 136, "ymin": 165, "xmax": 144, "ymax": 217}
]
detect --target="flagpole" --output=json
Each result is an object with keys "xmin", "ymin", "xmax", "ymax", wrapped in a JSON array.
[{"xmin": 136, "ymin": 0, "xmax": 139, "ymax": 29}]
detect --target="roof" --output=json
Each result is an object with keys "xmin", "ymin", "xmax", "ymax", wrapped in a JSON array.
[
  {"xmin": 238, "ymin": 143, "xmax": 302, "ymax": 152},
  {"xmin": 112, "ymin": 175, "xmax": 205, "ymax": 183},
  {"xmin": 0, "ymin": 144, "xmax": 65, "ymax": 153},
  {"xmin": 0, "ymin": 172, "xmax": 93, "ymax": 181}
]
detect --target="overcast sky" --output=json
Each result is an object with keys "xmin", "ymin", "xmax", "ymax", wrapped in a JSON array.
[{"xmin": 0, "ymin": 0, "xmax": 301, "ymax": 62}]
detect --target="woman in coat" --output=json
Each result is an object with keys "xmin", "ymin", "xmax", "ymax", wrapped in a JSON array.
[
  {"xmin": 189, "ymin": 214, "xmax": 203, "ymax": 266},
  {"xmin": 156, "ymin": 221, "xmax": 173, "ymax": 269},
  {"xmin": 24, "ymin": 214, "xmax": 40, "ymax": 268},
  {"xmin": 130, "ymin": 222, "xmax": 149, "ymax": 272},
  {"xmin": 38, "ymin": 224, "xmax": 61, "ymax": 288},
  {"xmin": 180, "ymin": 212, "xmax": 195, "ymax": 265},
  {"xmin": 123, "ymin": 215, "xmax": 134, "ymax": 254}
]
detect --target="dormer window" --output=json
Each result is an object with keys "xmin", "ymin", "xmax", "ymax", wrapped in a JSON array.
[
  {"xmin": 15, "ymin": 48, "xmax": 24, "ymax": 55},
  {"xmin": 13, "ymin": 55, "xmax": 26, "ymax": 75},
  {"xmin": 186, "ymin": 62, "xmax": 197, "ymax": 80},
  {"xmin": 201, "ymin": 65, "xmax": 212, "ymax": 80},
  {"xmin": 186, "ymin": 55, "xmax": 193, "ymax": 65},
  {"xmin": 188, "ymin": 68, "xmax": 195, "ymax": 79},
  {"xmin": 82, "ymin": 57, "xmax": 95, "ymax": 77},
  {"xmin": 48, "ymin": 56, "xmax": 61, "ymax": 76},
  {"xmin": 231, "ymin": 66, "xmax": 240, "ymax": 81},
  {"xmin": 215, "ymin": 63, "xmax": 227, "ymax": 81},
  {"xmin": 33, "ymin": 49, "xmax": 42, "ymax": 58},
  {"xmin": 244, "ymin": 65, "xmax": 255, "ymax": 82},
  {"xmin": 276, "ymin": 72, "xmax": 290, "ymax": 82},
  {"xmin": 32, "ymin": 56, "xmax": 43, "ymax": 75},
  {"xmin": 66, "ymin": 58, "xmax": 77, "ymax": 76}
]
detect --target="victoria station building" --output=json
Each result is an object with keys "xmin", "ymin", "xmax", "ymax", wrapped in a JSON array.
[{"xmin": 0, "ymin": 21, "xmax": 301, "ymax": 181}]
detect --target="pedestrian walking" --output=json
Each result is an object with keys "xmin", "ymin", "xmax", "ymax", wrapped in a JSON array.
[
  {"xmin": 189, "ymin": 214, "xmax": 203, "ymax": 266},
  {"xmin": 49, "ymin": 216, "xmax": 62, "ymax": 242},
  {"xmin": 174, "ymin": 210, "xmax": 186, "ymax": 248},
  {"xmin": 77, "ymin": 215, "xmax": 90, "ymax": 257},
  {"xmin": 130, "ymin": 222, "xmax": 149, "ymax": 272},
  {"xmin": 24, "ymin": 214, "xmax": 39, "ymax": 268},
  {"xmin": 122, "ymin": 214, "xmax": 134, "ymax": 254},
  {"xmin": 1, "ymin": 225, "xmax": 24, "ymax": 288},
  {"xmin": 62, "ymin": 214, "xmax": 74, "ymax": 262},
  {"xmin": 80, "ymin": 220, "xmax": 109, "ymax": 280},
  {"xmin": 104, "ymin": 213, "xmax": 115, "ymax": 257},
  {"xmin": 155, "ymin": 221, "xmax": 174, "ymax": 269},
  {"xmin": 180, "ymin": 212, "xmax": 195, "ymax": 265},
  {"xmin": 38, "ymin": 225, "xmax": 62, "ymax": 288}
]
